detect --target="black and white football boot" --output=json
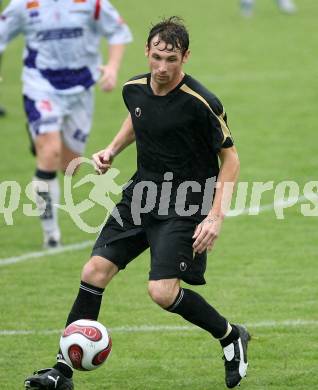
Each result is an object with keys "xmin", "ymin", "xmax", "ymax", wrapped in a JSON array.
[
  {"xmin": 24, "ymin": 368, "xmax": 73, "ymax": 390},
  {"xmin": 223, "ymin": 324, "xmax": 251, "ymax": 388}
]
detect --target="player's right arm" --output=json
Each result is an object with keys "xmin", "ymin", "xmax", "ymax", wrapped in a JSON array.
[
  {"xmin": 92, "ymin": 113, "xmax": 135, "ymax": 174},
  {"xmin": 0, "ymin": 0, "xmax": 24, "ymax": 53}
]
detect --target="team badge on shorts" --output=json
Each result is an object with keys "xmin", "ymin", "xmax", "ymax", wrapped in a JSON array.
[
  {"xmin": 135, "ymin": 107, "xmax": 142, "ymax": 117},
  {"xmin": 180, "ymin": 262, "xmax": 187, "ymax": 272}
]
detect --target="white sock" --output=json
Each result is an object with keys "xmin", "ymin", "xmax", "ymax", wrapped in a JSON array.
[
  {"xmin": 241, "ymin": 0, "xmax": 254, "ymax": 5},
  {"xmin": 33, "ymin": 175, "xmax": 61, "ymax": 242},
  {"xmin": 240, "ymin": 0, "xmax": 254, "ymax": 15},
  {"xmin": 277, "ymin": 0, "xmax": 296, "ymax": 12}
]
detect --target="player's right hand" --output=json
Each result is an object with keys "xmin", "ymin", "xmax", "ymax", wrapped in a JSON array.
[{"xmin": 92, "ymin": 148, "xmax": 115, "ymax": 175}]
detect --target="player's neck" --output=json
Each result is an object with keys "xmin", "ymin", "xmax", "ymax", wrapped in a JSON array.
[{"xmin": 150, "ymin": 72, "xmax": 185, "ymax": 96}]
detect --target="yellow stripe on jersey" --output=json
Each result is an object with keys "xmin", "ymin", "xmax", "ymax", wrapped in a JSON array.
[
  {"xmin": 124, "ymin": 77, "xmax": 147, "ymax": 86},
  {"xmin": 180, "ymin": 84, "xmax": 232, "ymax": 144}
]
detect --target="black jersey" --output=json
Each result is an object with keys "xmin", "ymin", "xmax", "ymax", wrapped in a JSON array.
[{"xmin": 123, "ymin": 73, "xmax": 233, "ymax": 184}]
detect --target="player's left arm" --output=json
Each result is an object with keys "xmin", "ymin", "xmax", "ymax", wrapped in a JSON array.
[
  {"xmin": 192, "ymin": 146, "xmax": 240, "ymax": 254},
  {"xmin": 0, "ymin": 0, "xmax": 24, "ymax": 54},
  {"xmin": 97, "ymin": 0, "xmax": 133, "ymax": 92},
  {"xmin": 99, "ymin": 43, "xmax": 126, "ymax": 92}
]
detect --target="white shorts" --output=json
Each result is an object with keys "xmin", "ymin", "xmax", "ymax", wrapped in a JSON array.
[{"xmin": 23, "ymin": 89, "xmax": 94, "ymax": 154}]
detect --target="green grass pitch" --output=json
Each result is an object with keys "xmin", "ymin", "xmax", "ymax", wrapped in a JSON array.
[{"xmin": 0, "ymin": 0, "xmax": 318, "ymax": 388}]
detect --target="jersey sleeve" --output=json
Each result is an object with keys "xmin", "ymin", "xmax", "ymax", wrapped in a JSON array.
[
  {"xmin": 208, "ymin": 96, "xmax": 234, "ymax": 150},
  {"xmin": 0, "ymin": 0, "xmax": 24, "ymax": 53},
  {"xmin": 97, "ymin": 0, "xmax": 132, "ymax": 45},
  {"xmin": 122, "ymin": 85, "xmax": 129, "ymax": 110},
  {"xmin": 122, "ymin": 82, "xmax": 134, "ymax": 112},
  {"xmin": 122, "ymin": 74, "xmax": 148, "ymax": 111}
]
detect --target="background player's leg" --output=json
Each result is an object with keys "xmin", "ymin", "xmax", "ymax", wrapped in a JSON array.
[
  {"xmin": 33, "ymin": 131, "xmax": 62, "ymax": 247},
  {"xmin": 23, "ymin": 93, "xmax": 64, "ymax": 248},
  {"xmin": 277, "ymin": 0, "xmax": 296, "ymax": 13},
  {"xmin": 61, "ymin": 88, "xmax": 92, "ymax": 174},
  {"xmin": 60, "ymin": 142, "xmax": 81, "ymax": 174},
  {"xmin": 0, "ymin": 53, "xmax": 6, "ymax": 117},
  {"xmin": 0, "ymin": 105, "xmax": 6, "ymax": 116},
  {"xmin": 240, "ymin": 0, "xmax": 254, "ymax": 17}
]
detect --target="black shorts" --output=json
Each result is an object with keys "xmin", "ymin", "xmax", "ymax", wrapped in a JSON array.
[{"xmin": 92, "ymin": 188, "xmax": 207, "ymax": 285}]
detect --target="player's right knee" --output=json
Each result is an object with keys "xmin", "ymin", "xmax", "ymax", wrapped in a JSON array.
[
  {"xmin": 35, "ymin": 132, "xmax": 62, "ymax": 170},
  {"xmin": 36, "ymin": 146, "xmax": 61, "ymax": 171},
  {"xmin": 37, "ymin": 146, "xmax": 60, "ymax": 160},
  {"xmin": 81, "ymin": 256, "xmax": 118, "ymax": 288}
]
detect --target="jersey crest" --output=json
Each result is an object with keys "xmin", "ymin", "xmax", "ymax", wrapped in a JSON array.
[{"xmin": 26, "ymin": 1, "xmax": 39, "ymax": 9}]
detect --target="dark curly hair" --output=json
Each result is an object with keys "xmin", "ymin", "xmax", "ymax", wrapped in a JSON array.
[{"xmin": 147, "ymin": 16, "xmax": 189, "ymax": 56}]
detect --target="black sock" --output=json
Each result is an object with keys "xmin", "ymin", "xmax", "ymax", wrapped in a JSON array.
[
  {"xmin": 219, "ymin": 324, "xmax": 239, "ymax": 347},
  {"xmin": 54, "ymin": 361, "xmax": 73, "ymax": 379},
  {"xmin": 35, "ymin": 168, "xmax": 57, "ymax": 180},
  {"xmin": 166, "ymin": 288, "xmax": 228, "ymax": 338},
  {"xmin": 65, "ymin": 281, "xmax": 105, "ymax": 327},
  {"xmin": 54, "ymin": 281, "xmax": 105, "ymax": 377}
]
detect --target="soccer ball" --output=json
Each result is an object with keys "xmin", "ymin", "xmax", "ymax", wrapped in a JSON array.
[{"xmin": 60, "ymin": 319, "xmax": 112, "ymax": 371}]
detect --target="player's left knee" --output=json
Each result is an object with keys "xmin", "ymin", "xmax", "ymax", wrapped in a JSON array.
[
  {"xmin": 61, "ymin": 164, "xmax": 79, "ymax": 176},
  {"xmin": 148, "ymin": 280, "xmax": 178, "ymax": 309},
  {"xmin": 60, "ymin": 157, "xmax": 81, "ymax": 175},
  {"xmin": 60, "ymin": 147, "xmax": 82, "ymax": 175}
]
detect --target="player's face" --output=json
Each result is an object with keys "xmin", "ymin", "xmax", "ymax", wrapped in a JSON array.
[{"xmin": 146, "ymin": 36, "xmax": 189, "ymax": 87}]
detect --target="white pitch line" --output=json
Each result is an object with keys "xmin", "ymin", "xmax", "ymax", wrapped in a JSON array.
[
  {"xmin": 0, "ymin": 240, "xmax": 94, "ymax": 267},
  {"xmin": 226, "ymin": 194, "xmax": 317, "ymax": 217},
  {"xmin": 0, "ymin": 320, "xmax": 318, "ymax": 336},
  {"xmin": 1, "ymin": 193, "xmax": 316, "ymax": 267}
]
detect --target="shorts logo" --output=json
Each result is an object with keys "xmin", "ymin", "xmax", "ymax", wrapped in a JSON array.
[
  {"xmin": 73, "ymin": 129, "xmax": 88, "ymax": 143},
  {"xmin": 135, "ymin": 107, "xmax": 142, "ymax": 118},
  {"xmin": 180, "ymin": 262, "xmax": 187, "ymax": 272},
  {"xmin": 39, "ymin": 100, "xmax": 52, "ymax": 112}
]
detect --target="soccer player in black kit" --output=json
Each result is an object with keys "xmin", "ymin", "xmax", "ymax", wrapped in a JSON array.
[{"xmin": 25, "ymin": 16, "xmax": 250, "ymax": 390}]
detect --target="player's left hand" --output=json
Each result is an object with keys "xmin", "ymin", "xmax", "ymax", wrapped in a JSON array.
[
  {"xmin": 99, "ymin": 65, "xmax": 118, "ymax": 92},
  {"xmin": 192, "ymin": 215, "xmax": 224, "ymax": 254}
]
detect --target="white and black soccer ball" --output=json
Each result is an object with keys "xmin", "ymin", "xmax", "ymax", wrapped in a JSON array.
[{"xmin": 60, "ymin": 319, "xmax": 112, "ymax": 371}]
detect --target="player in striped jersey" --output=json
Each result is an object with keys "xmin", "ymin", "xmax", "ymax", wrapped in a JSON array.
[
  {"xmin": 240, "ymin": 0, "xmax": 296, "ymax": 17},
  {"xmin": 0, "ymin": 0, "xmax": 132, "ymax": 247}
]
